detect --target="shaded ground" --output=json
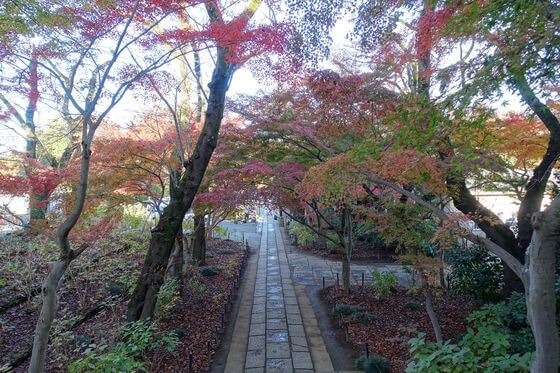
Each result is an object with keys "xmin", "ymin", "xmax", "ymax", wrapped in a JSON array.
[
  {"xmin": 322, "ymin": 286, "xmax": 478, "ymax": 372},
  {"xmin": 0, "ymin": 233, "xmax": 246, "ymax": 372}
]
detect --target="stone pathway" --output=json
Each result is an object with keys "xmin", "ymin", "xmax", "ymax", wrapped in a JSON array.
[
  {"xmin": 244, "ymin": 216, "xmax": 320, "ymax": 373},
  {"xmin": 286, "ymin": 245, "xmax": 412, "ymax": 288}
]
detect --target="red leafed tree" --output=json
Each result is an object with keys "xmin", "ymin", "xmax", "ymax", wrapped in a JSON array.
[
  {"xmin": 126, "ymin": 0, "xmax": 288, "ymax": 321},
  {"xmin": 0, "ymin": 1, "xmax": 211, "ymax": 371}
]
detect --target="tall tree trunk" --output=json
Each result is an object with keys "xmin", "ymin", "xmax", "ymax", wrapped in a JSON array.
[
  {"xmin": 28, "ymin": 259, "xmax": 69, "ymax": 372},
  {"xmin": 191, "ymin": 214, "xmax": 206, "ymax": 266},
  {"xmin": 165, "ymin": 231, "xmax": 184, "ymax": 287},
  {"xmin": 29, "ymin": 127, "xmax": 93, "ymax": 372},
  {"xmin": 341, "ymin": 207, "xmax": 353, "ymax": 293},
  {"xmin": 127, "ymin": 44, "xmax": 234, "ymax": 322},
  {"xmin": 525, "ymin": 201, "xmax": 559, "ymax": 372}
]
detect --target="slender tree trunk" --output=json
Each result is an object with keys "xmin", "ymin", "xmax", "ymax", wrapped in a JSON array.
[
  {"xmin": 28, "ymin": 259, "xmax": 69, "ymax": 372},
  {"xmin": 424, "ymin": 285, "xmax": 443, "ymax": 343},
  {"xmin": 127, "ymin": 44, "xmax": 234, "ymax": 322},
  {"xmin": 29, "ymin": 124, "xmax": 93, "ymax": 372},
  {"xmin": 525, "ymin": 202, "xmax": 559, "ymax": 372},
  {"xmin": 191, "ymin": 214, "xmax": 206, "ymax": 266},
  {"xmin": 341, "ymin": 207, "xmax": 353, "ymax": 293}
]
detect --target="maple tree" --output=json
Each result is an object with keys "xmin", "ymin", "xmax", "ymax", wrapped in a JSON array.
[
  {"xmin": 126, "ymin": 0, "xmax": 287, "ymax": 322},
  {"xmin": 0, "ymin": 1, "xmax": 216, "ymax": 370}
]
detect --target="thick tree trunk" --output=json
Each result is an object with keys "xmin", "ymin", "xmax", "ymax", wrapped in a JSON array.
[
  {"xmin": 525, "ymin": 201, "xmax": 559, "ymax": 372},
  {"xmin": 127, "ymin": 45, "xmax": 234, "ymax": 322},
  {"xmin": 424, "ymin": 286, "xmax": 443, "ymax": 343},
  {"xmin": 191, "ymin": 214, "xmax": 206, "ymax": 266},
  {"xmin": 165, "ymin": 231, "xmax": 184, "ymax": 287},
  {"xmin": 445, "ymin": 173, "xmax": 525, "ymax": 294},
  {"xmin": 28, "ymin": 259, "xmax": 69, "ymax": 373},
  {"xmin": 127, "ymin": 202, "xmax": 186, "ymax": 321}
]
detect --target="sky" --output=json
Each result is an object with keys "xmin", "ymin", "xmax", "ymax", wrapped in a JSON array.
[{"xmin": 0, "ymin": 12, "xmax": 523, "ymax": 155}]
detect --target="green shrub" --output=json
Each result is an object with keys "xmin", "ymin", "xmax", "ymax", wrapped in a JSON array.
[
  {"xmin": 198, "ymin": 265, "xmax": 220, "ymax": 277},
  {"xmin": 446, "ymin": 244, "xmax": 503, "ymax": 301},
  {"xmin": 206, "ymin": 251, "xmax": 214, "ymax": 258},
  {"xmin": 406, "ymin": 328, "xmax": 533, "ymax": 373},
  {"xmin": 187, "ymin": 276, "xmax": 207, "ymax": 298},
  {"xmin": 326, "ymin": 234, "xmax": 344, "ymax": 254},
  {"xmin": 354, "ymin": 354, "xmax": 390, "ymax": 373},
  {"xmin": 68, "ymin": 320, "xmax": 179, "ymax": 373},
  {"xmin": 156, "ymin": 278, "xmax": 180, "ymax": 318},
  {"xmin": 288, "ymin": 221, "xmax": 317, "ymax": 246},
  {"xmin": 406, "ymin": 293, "xmax": 541, "ymax": 372},
  {"xmin": 371, "ymin": 269, "xmax": 397, "ymax": 300},
  {"xmin": 404, "ymin": 301, "xmax": 422, "ymax": 311},
  {"xmin": 332, "ymin": 304, "xmax": 365, "ymax": 316},
  {"xmin": 350, "ymin": 311, "xmax": 378, "ymax": 324}
]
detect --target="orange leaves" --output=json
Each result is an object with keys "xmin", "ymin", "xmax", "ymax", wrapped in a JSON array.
[
  {"xmin": 297, "ymin": 154, "xmax": 367, "ymax": 205},
  {"xmin": 489, "ymin": 113, "xmax": 550, "ymax": 169},
  {"xmin": 370, "ymin": 149, "xmax": 447, "ymax": 194}
]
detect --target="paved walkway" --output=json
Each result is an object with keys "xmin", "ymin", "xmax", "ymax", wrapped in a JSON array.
[
  {"xmin": 286, "ymin": 249, "xmax": 412, "ymax": 288},
  {"xmin": 225, "ymin": 216, "xmax": 334, "ymax": 373}
]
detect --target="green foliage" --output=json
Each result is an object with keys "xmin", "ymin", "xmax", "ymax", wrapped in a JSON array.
[
  {"xmin": 446, "ymin": 245, "xmax": 503, "ymax": 301},
  {"xmin": 288, "ymin": 221, "xmax": 317, "ymax": 247},
  {"xmin": 354, "ymin": 354, "xmax": 390, "ymax": 373},
  {"xmin": 371, "ymin": 269, "xmax": 397, "ymax": 300},
  {"xmin": 155, "ymin": 278, "xmax": 180, "ymax": 318},
  {"xmin": 354, "ymin": 221, "xmax": 387, "ymax": 249},
  {"xmin": 213, "ymin": 226, "xmax": 228, "ymax": 239},
  {"xmin": 406, "ymin": 328, "xmax": 533, "ymax": 373},
  {"xmin": 404, "ymin": 301, "xmax": 422, "ymax": 311},
  {"xmin": 186, "ymin": 275, "xmax": 207, "ymax": 298},
  {"xmin": 332, "ymin": 304, "xmax": 365, "ymax": 316},
  {"xmin": 198, "ymin": 265, "xmax": 220, "ymax": 277},
  {"xmin": 326, "ymin": 233, "xmax": 343, "ymax": 254},
  {"xmin": 406, "ymin": 292, "xmax": 543, "ymax": 372},
  {"xmin": 467, "ymin": 292, "xmax": 552, "ymax": 356},
  {"xmin": 68, "ymin": 320, "xmax": 179, "ymax": 373},
  {"xmin": 350, "ymin": 311, "xmax": 378, "ymax": 324}
]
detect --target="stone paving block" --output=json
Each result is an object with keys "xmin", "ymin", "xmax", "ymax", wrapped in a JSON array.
[
  {"xmin": 245, "ymin": 349, "xmax": 265, "ymax": 368},
  {"xmin": 266, "ymin": 342, "xmax": 291, "ymax": 359},
  {"xmin": 284, "ymin": 296, "xmax": 298, "ymax": 305},
  {"xmin": 286, "ymin": 313, "xmax": 302, "ymax": 325},
  {"xmin": 267, "ymin": 318, "xmax": 287, "ymax": 330},
  {"xmin": 266, "ymin": 359, "xmax": 294, "ymax": 373},
  {"xmin": 252, "ymin": 304, "xmax": 265, "ymax": 314},
  {"xmin": 288, "ymin": 324, "xmax": 305, "ymax": 337},
  {"xmin": 267, "ymin": 300, "xmax": 285, "ymax": 309},
  {"xmin": 267, "ymin": 330, "xmax": 289, "ymax": 343},
  {"xmin": 267, "ymin": 294, "xmax": 284, "ymax": 301},
  {"xmin": 248, "ymin": 335, "xmax": 266, "ymax": 350},
  {"xmin": 251, "ymin": 312, "xmax": 266, "ymax": 323},
  {"xmin": 267, "ymin": 309, "xmax": 286, "ymax": 318},
  {"xmin": 250, "ymin": 323, "xmax": 265, "ymax": 336},
  {"xmin": 285, "ymin": 305, "xmax": 299, "ymax": 314},
  {"xmin": 292, "ymin": 352, "xmax": 313, "ymax": 370},
  {"xmin": 254, "ymin": 296, "xmax": 266, "ymax": 305}
]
